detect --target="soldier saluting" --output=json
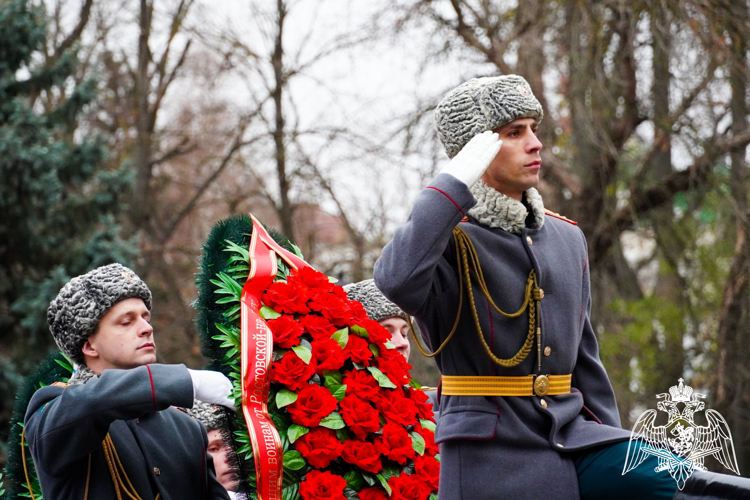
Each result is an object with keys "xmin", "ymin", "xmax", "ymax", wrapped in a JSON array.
[
  {"xmin": 24, "ymin": 263, "xmax": 234, "ymax": 499},
  {"xmin": 373, "ymin": 76, "xmax": 749, "ymax": 499}
]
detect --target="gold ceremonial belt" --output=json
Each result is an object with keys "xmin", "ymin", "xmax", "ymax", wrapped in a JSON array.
[{"xmin": 441, "ymin": 374, "xmax": 572, "ymax": 397}]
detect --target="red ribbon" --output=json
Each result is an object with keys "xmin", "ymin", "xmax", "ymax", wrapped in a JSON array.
[{"xmin": 240, "ymin": 214, "xmax": 310, "ymax": 500}]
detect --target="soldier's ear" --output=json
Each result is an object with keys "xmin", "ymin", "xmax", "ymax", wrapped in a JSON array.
[{"xmin": 82, "ymin": 339, "xmax": 100, "ymax": 359}]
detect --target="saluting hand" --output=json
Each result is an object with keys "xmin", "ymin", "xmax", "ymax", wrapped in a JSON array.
[{"xmin": 439, "ymin": 131, "xmax": 502, "ymax": 188}]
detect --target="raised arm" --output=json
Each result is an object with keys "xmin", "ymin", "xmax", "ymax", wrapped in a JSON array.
[
  {"xmin": 374, "ymin": 132, "xmax": 502, "ymax": 316},
  {"xmin": 25, "ymin": 363, "xmax": 194, "ymax": 476}
]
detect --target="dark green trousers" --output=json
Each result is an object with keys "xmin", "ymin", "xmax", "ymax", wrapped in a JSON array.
[{"xmin": 575, "ymin": 441, "xmax": 680, "ymax": 500}]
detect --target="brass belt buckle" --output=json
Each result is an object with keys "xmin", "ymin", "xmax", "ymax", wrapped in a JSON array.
[{"xmin": 533, "ymin": 374, "xmax": 549, "ymax": 397}]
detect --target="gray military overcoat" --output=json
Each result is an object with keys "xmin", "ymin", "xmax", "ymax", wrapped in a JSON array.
[
  {"xmin": 374, "ymin": 174, "xmax": 632, "ymax": 500},
  {"xmin": 24, "ymin": 364, "xmax": 230, "ymax": 500}
]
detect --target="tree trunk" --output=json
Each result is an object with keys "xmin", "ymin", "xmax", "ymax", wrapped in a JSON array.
[
  {"xmin": 713, "ymin": 1, "xmax": 750, "ymax": 472},
  {"xmin": 272, "ymin": 0, "xmax": 295, "ymax": 242}
]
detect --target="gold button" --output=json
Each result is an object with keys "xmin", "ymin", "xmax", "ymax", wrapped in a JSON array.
[
  {"xmin": 539, "ymin": 289, "xmax": 545, "ymax": 299},
  {"xmin": 153, "ymin": 467, "xmax": 161, "ymax": 476},
  {"xmin": 540, "ymin": 399, "xmax": 547, "ymax": 408},
  {"xmin": 544, "ymin": 346, "xmax": 551, "ymax": 356},
  {"xmin": 526, "ymin": 236, "xmax": 533, "ymax": 245},
  {"xmin": 557, "ymin": 443, "xmax": 564, "ymax": 448}
]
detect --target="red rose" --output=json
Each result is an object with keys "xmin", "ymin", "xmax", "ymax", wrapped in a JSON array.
[
  {"xmin": 375, "ymin": 423, "xmax": 416, "ymax": 464},
  {"xmin": 300, "ymin": 314, "xmax": 337, "ymax": 341},
  {"xmin": 348, "ymin": 300, "xmax": 369, "ymax": 323},
  {"xmin": 311, "ymin": 337, "xmax": 345, "ymax": 374},
  {"xmin": 414, "ymin": 455, "xmax": 440, "ymax": 491},
  {"xmin": 343, "ymin": 334, "xmax": 372, "ymax": 364},
  {"xmin": 343, "ymin": 369, "xmax": 380, "ymax": 400},
  {"xmin": 358, "ymin": 487, "xmax": 387, "ymax": 500},
  {"xmin": 377, "ymin": 389, "xmax": 418, "ymax": 427},
  {"xmin": 299, "ymin": 470, "xmax": 347, "ymax": 500},
  {"xmin": 414, "ymin": 423, "xmax": 439, "ymax": 456},
  {"xmin": 295, "ymin": 427, "xmax": 343, "ymax": 469},
  {"xmin": 339, "ymin": 395, "xmax": 381, "ymax": 438},
  {"xmin": 387, "ymin": 472, "xmax": 431, "ymax": 500},
  {"xmin": 267, "ymin": 315, "xmax": 304, "ymax": 349},
  {"xmin": 375, "ymin": 356, "xmax": 411, "ymax": 387},
  {"xmin": 263, "ymin": 281, "xmax": 310, "ymax": 315},
  {"xmin": 341, "ymin": 439, "xmax": 382, "ymax": 473},
  {"xmin": 355, "ymin": 318, "xmax": 392, "ymax": 346},
  {"xmin": 308, "ymin": 292, "xmax": 353, "ymax": 326},
  {"xmin": 407, "ymin": 387, "xmax": 435, "ymax": 420},
  {"xmin": 288, "ymin": 384, "xmax": 339, "ymax": 427},
  {"xmin": 272, "ymin": 350, "xmax": 315, "ymax": 391},
  {"xmin": 288, "ymin": 267, "xmax": 334, "ymax": 293}
]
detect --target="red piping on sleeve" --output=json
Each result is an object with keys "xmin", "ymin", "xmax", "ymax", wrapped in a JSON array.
[
  {"xmin": 146, "ymin": 365, "xmax": 157, "ymax": 411},
  {"xmin": 426, "ymin": 186, "xmax": 465, "ymax": 216}
]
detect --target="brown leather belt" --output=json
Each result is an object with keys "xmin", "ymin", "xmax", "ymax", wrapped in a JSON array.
[{"xmin": 441, "ymin": 374, "xmax": 572, "ymax": 397}]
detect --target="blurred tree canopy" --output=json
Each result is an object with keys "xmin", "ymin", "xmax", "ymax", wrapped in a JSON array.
[
  {"xmin": 2, "ymin": 0, "xmax": 750, "ymax": 481},
  {"xmin": 0, "ymin": 0, "xmax": 136, "ymax": 462}
]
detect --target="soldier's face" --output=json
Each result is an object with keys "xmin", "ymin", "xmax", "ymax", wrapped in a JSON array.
[
  {"xmin": 82, "ymin": 298, "xmax": 157, "ymax": 373},
  {"xmin": 378, "ymin": 317, "xmax": 411, "ymax": 361},
  {"xmin": 207, "ymin": 429, "xmax": 238, "ymax": 492},
  {"xmin": 481, "ymin": 117, "xmax": 542, "ymax": 200}
]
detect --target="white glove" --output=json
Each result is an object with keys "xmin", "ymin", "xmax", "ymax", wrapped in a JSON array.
[
  {"xmin": 440, "ymin": 130, "xmax": 502, "ymax": 187},
  {"xmin": 188, "ymin": 369, "xmax": 235, "ymax": 410}
]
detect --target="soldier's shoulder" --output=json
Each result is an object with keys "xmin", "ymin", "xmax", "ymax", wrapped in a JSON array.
[{"xmin": 544, "ymin": 209, "xmax": 577, "ymax": 226}]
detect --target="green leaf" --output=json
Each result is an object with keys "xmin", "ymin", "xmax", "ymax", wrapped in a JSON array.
[
  {"xmin": 361, "ymin": 472, "xmax": 377, "ymax": 487},
  {"xmin": 319, "ymin": 411, "xmax": 346, "ymax": 429},
  {"xmin": 216, "ymin": 296, "xmax": 239, "ymax": 304},
  {"xmin": 384, "ymin": 341, "xmax": 396, "ymax": 349},
  {"xmin": 327, "ymin": 275, "xmax": 338, "ymax": 283},
  {"xmin": 282, "ymin": 450, "xmax": 306, "ymax": 471},
  {"xmin": 323, "ymin": 371, "xmax": 344, "ymax": 386},
  {"xmin": 350, "ymin": 324, "xmax": 369, "ymax": 338},
  {"xmin": 352, "ymin": 361, "xmax": 366, "ymax": 370},
  {"xmin": 430, "ymin": 494, "xmax": 439, "ymax": 500},
  {"xmin": 223, "ymin": 239, "xmax": 250, "ymax": 262},
  {"xmin": 335, "ymin": 428, "xmax": 353, "ymax": 442},
  {"xmin": 292, "ymin": 345, "xmax": 312, "ymax": 364},
  {"xmin": 419, "ymin": 419, "xmax": 436, "ymax": 432},
  {"xmin": 328, "ymin": 384, "xmax": 347, "ymax": 401},
  {"xmin": 409, "ymin": 379, "xmax": 422, "ymax": 390},
  {"xmin": 55, "ymin": 357, "xmax": 74, "ymax": 373},
  {"xmin": 224, "ymin": 304, "xmax": 241, "ymax": 318},
  {"xmin": 276, "ymin": 389, "xmax": 298, "ymax": 408},
  {"xmin": 260, "ymin": 306, "xmax": 282, "ymax": 320},
  {"xmin": 410, "ymin": 431, "xmax": 426, "ymax": 455},
  {"xmin": 287, "ymin": 424, "xmax": 309, "ymax": 444},
  {"xmin": 376, "ymin": 474, "xmax": 393, "ymax": 495},
  {"xmin": 343, "ymin": 471, "xmax": 365, "ymax": 490},
  {"xmin": 332, "ymin": 327, "xmax": 349, "ymax": 349},
  {"xmin": 367, "ymin": 367, "xmax": 397, "ymax": 388},
  {"xmin": 369, "ymin": 344, "xmax": 379, "ymax": 357}
]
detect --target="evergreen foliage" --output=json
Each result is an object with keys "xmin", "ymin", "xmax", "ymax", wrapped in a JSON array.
[
  {"xmin": 0, "ymin": 351, "xmax": 72, "ymax": 499},
  {"xmin": 0, "ymin": 0, "xmax": 137, "ymax": 462}
]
